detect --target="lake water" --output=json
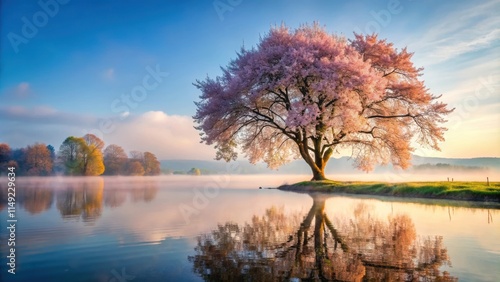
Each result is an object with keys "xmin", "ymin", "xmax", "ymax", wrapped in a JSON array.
[{"xmin": 1, "ymin": 176, "xmax": 499, "ymax": 281}]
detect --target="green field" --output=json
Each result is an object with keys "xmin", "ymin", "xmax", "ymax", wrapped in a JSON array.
[{"xmin": 278, "ymin": 180, "xmax": 500, "ymax": 202}]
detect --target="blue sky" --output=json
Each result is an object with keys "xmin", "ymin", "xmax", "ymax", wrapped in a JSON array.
[{"xmin": 1, "ymin": 0, "xmax": 499, "ymax": 160}]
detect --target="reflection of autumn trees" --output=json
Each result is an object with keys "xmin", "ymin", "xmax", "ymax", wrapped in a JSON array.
[
  {"xmin": 56, "ymin": 178, "xmax": 104, "ymax": 222},
  {"xmin": 103, "ymin": 181, "xmax": 158, "ymax": 206},
  {"xmin": 0, "ymin": 179, "xmax": 159, "ymax": 216},
  {"xmin": 190, "ymin": 194, "xmax": 457, "ymax": 281},
  {"xmin": 54, "ymin": 179, "xmax": 159, "ymax": 221},
  {"xmin": 20, "ymin": 187, "xmax": 54, "ymax": 214},
  {"xmin": 103, "ymin": 189, "xmax": 127, "ymax": 208},
  {"xmin": 130, "ymin": 181, "xmax": 158, "ymax": 202},
  {"xmin": 0, "ymin": 183, "xmax": 55, "ymax": 214}
]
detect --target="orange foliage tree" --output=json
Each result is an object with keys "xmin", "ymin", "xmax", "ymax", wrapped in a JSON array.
[{"xmin": 25, "ymin": 143, "xmax": 53, "ymax": 176}]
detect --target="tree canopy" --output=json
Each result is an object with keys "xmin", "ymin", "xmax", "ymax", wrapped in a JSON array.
[
  {"xmin": 143, "ymin": 151, "xmax": 161, "ymax": 176},
  {"xmin": 103, "ymin": 144, "xmax": 128, "ymax": 175},
  {"xmin": 25, "ymin": 143, "xmax": 53, "ymax": 176},
  {"xmin": 58, "ymin": 135, "xmax": 105, "ymax": 176},
  {"xmin": 194, "ymin": 24, "xmax": 452, "ymax": 180}
]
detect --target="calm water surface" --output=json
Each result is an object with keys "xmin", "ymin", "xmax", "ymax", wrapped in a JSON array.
[{"xmin": 1, "ymin": 176, "xmax": 499, "ymax": 281}]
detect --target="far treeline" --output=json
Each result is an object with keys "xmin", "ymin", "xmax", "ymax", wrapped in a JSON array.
[{"xmin": 0, "ymin": 134, "xmax": 160, "ymax": 176}]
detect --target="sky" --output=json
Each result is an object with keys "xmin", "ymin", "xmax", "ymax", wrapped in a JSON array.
[{"xmin": 1, "ymin": 0, "xmax": 499, "ymax": 161}]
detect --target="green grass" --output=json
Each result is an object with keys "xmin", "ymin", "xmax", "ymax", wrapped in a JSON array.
[{"xmin": 279, "ymin": 180, "xmax": 500, "ymax": 202}]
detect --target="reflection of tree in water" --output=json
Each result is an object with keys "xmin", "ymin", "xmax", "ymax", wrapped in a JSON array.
[
  {"xmin": 129, "ymin": 181, "xmax": 158, "ymax": 202},
  {"xmin": 56, "ymin": 179, "xmax": 104, "ymax": 222},
  {"xmin": 56, "ymin": 179, "xmax": 159, "ymax": 221},
  {"xmin": 190, "ymin": 194, "xmax": 456, "ymax": 281},
  {"xmin": 104, "ymin": 189, "xmax": 127, "ymax": 208},
  {"xmin": 20, "ymin": 186, "xmax": 54, "ymax": 214},
  {"xmin": 0, "ymin": 183, "xmax": 54, "ymax": 214},
  {"xmin": 104, "ymin": 181, "xmax": 159, "ymax": 207}
]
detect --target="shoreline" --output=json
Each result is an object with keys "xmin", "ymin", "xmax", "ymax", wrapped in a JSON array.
[{"xmin": 277, "ymin": 180, "xmax": 500, "ymax": 203}]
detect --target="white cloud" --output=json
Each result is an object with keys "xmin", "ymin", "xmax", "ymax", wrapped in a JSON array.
[
  {"xmin": 104, "ymin": 111, "xmax": 216, "ymax": 160},
  {"xmin": 1, "ymin": 82, "xmax": 32, "ymax": 99}
]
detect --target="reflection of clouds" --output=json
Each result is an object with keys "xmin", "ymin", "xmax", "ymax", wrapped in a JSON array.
[{"xmin": 95, "ymin": 185, "xmax": 311, "ymax": 245}]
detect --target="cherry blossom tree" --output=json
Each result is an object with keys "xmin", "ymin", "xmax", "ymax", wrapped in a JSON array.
[{"xmin": 194, "ymin": 24, "xmax": 453, "ymax": 180}]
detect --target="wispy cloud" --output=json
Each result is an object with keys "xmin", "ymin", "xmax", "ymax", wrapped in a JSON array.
[
  {"xmin": 1, "ymin": 82, "xmax": 33, "ymax": 99},
  {"xmin": 16, "ymin": 82, "xmax": 31, "ymax": 97},
  {"xmin": 102, "ymin": 68, "xmax": 115, "ymax": 81},
  {"xmin": 411, "ymin": 1, "xmax": 500, "ymax": 65},
  {"xmin": 0, "ymin": 105, "xmax": 98, "ymax": 126}
]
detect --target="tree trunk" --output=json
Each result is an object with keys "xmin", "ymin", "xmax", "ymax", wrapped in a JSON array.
[
  {"xmin": 314, "ymin": 198, "xmax": 325, "ymax": 279},
  {"xmin": 297, "ymin": 137, "xmax": 332, "ymax": 181},
  {"xmin": 311, "ymin": 167, "xmax": 327, "ymax": 181},
  {"xmin": 310, "ymin": 147, "xmax": 331, "ymax": 181}
]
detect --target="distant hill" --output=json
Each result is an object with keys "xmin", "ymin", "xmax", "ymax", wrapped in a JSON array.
[
  {"xmin": 411, "ymin": 155, "xmax": 500, "ymax": 168},
  {"xmin": 161, "ymin": 155, "xmax": 500, "ymax": 175}
]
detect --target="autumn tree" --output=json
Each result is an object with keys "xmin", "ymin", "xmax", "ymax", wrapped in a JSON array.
[
  {"xmin": 194, "ymin": 24, "xmax": 452, "ymax": 180},
  {"xmin": 25, "ymin": 143, "xmax": 53, "ymax": 176},
  {"xmin": 81, "ymin": 134, "xmax": 105, "ymax": 176},
  {"xmin": 129, "ymin": 150, "xmax": 144, "ymax": 161},
  {"xmin": 58, "ymin": 136, "xmax": 86, "ymax": 175},
  {"xmin": 0, "ymin": 143, "xmax": 12, "ymax": 172},
  {"xmin": 103, "ymin": 144, "xmax": 128, "ymax": 175},
  {"xmin": 188, "ymin": 167, "xmax": 201, "ymax": 176},
  {"xmin": 143, "ymin": 151, "xmax": 161, "ymax": 176},
  {"xmin": 127, "ymin": 150, "xmax": 161, "ymax": 176},
  {"xmin": 127, "ymin": 160, "xmax": 145, "ymax": 176},
  {"xmin": 47, "ymin": 144, "xmax": 56, "ymax": 166},
  {"xmin": 58, "ymin": 134, "xmax": 105, "ymax": 176},
  {"xmin": 11, "ymin": 148, "xmax": 27, "ymax": 175}
]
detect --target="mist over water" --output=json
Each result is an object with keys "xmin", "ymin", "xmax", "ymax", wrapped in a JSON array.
[
  {"xmin": 10, "ymin": 169, "xmax": 500, "ymax": 192},
  {"xmin": 1, "ymin": 175, "xmax": 499, "ymax": 281}
]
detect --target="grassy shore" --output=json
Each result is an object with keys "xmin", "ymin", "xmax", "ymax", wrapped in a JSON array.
[{"xmin": 278, "ymin": 180, "xmax": 500, "ymax": 202}]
